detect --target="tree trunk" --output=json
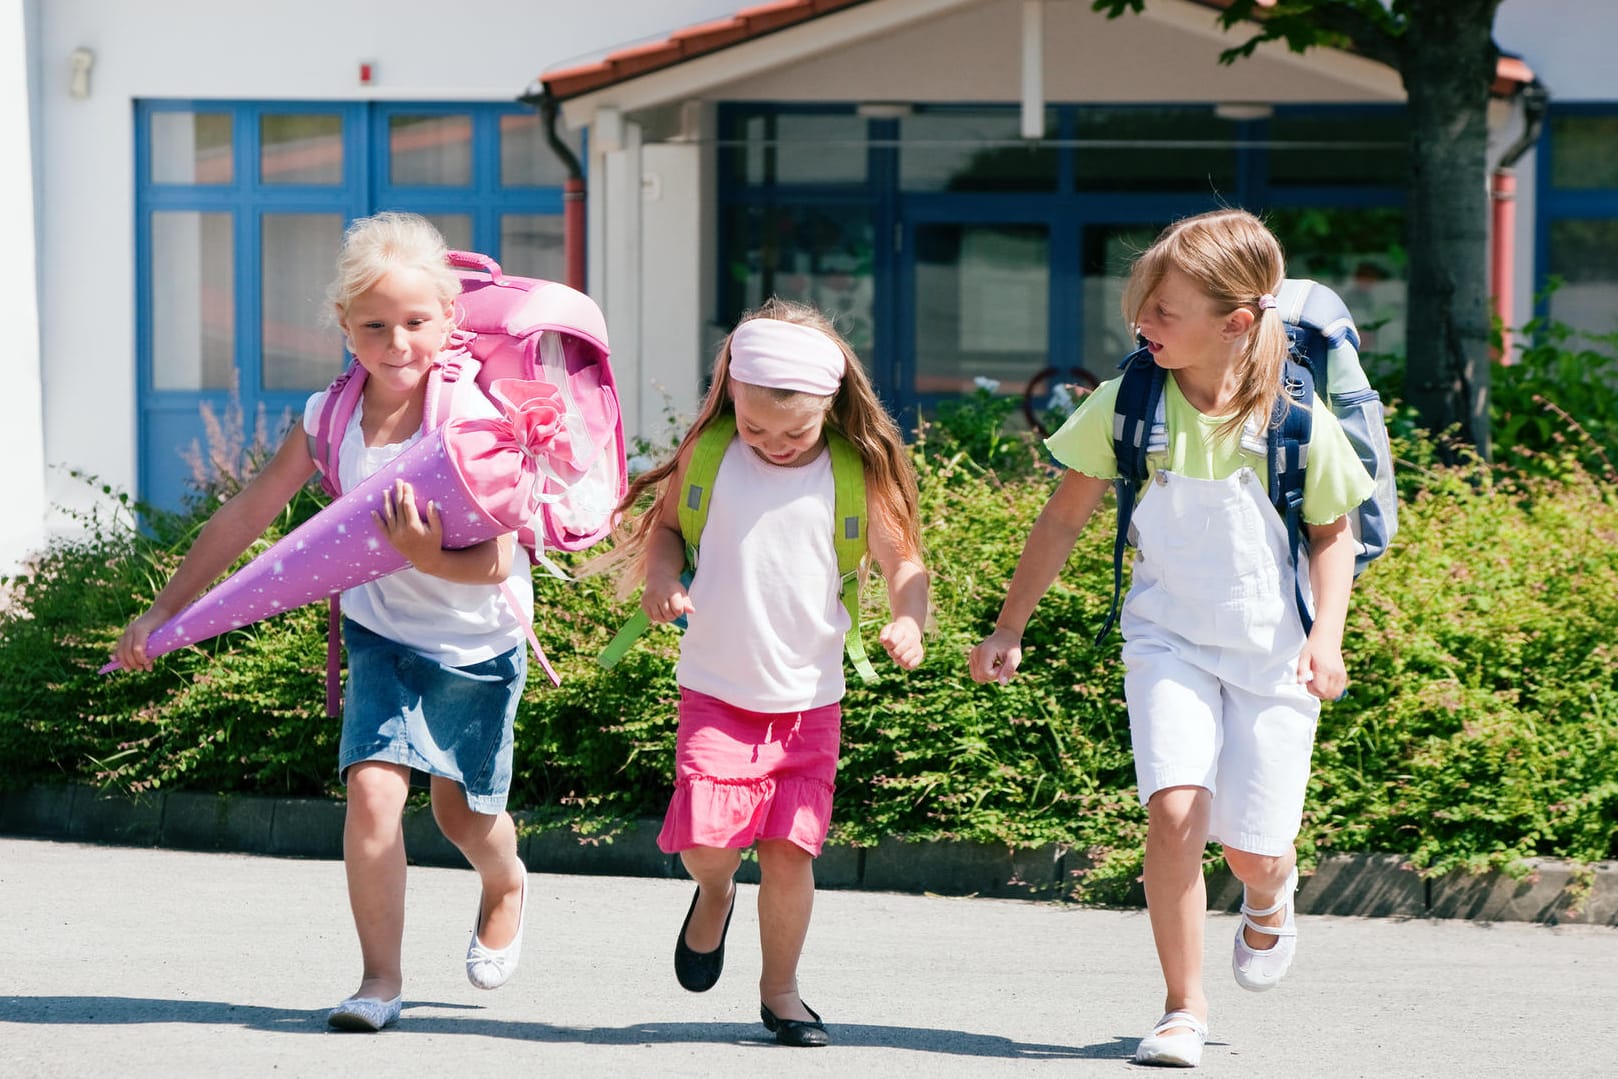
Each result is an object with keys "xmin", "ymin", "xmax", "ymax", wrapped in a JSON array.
[{"xmin": 1398, "ymin": 0, "xmax": 1502, "ymax": 455}]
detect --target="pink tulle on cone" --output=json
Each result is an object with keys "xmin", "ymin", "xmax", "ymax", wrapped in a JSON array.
[{"xmin": 102, "ymin": 379, "xmax": 570, "ymax": 672}]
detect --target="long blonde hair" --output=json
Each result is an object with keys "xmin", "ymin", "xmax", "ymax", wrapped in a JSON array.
[
  {"xmin": 605, "ymin": 297, "xmax": 922, "ymax": 596},
  {"xmin": 1122, "ymin": 209, "xmax": 1293, "ymax": 440}
]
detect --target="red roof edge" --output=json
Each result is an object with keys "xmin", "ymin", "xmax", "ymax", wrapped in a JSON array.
[
  {"xmin": 1493, "ymin": 54, "xmax": 1536, "ymax": 97},
  {"xmin": 539, "ymin": 0, "xmax": 874, "ymax": 103},
  {"xmin": 540, "ymin": 0, "xmax": 1534, "ymax": 105}
]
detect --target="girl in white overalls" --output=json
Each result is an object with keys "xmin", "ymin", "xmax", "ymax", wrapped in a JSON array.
[{"xmin": 970, "ymin": 209, "xmax": 1375, "ymax": 1069}]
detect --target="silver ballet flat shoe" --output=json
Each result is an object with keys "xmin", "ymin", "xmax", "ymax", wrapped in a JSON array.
[{"xmin": 326, "ymin": 994, "xmax": 402, "ymax": 1032}]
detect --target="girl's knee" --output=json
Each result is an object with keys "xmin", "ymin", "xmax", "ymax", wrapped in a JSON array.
[
  {"xmin": 346, "ymin": 762, "xmax": 409, "ymax": 819},
  {"xmin": 680, "ymin": 845, "xmax": 743, "ymax": 879},
  {"xmin": 1147, "ymin": 785, "xmax": 1211, "ymax": 836},
  {"xmin": 430, "ymin": 782, "xmax": 498, "ymax": 845},
  {"xmin": 1223, "ymin": 846, "xmax": 1292, "ymax": 880},
  {"xmin": 756, "ymin": 839, "xmax": 813, "ymax": 874}
]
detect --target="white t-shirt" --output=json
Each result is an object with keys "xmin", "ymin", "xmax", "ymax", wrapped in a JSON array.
[
  {"xmin": 676, "ymin": 439, "xmax": 848, "ymax": 712},
  {"xmin": 302, "ymin": 388, "xmax": 534, "ymax": 666}
]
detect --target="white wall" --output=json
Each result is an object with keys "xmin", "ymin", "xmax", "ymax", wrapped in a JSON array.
[
  {"xmin": 639, "ymin": 142, "xmax": 706, "ymax": 443},
  {"xmin": 1496, "ymin": 0, "xmax": 1618, "ymax": 103},
  {"xmin": 19, "ymin": 0, "xmax": 740, "ymax": 571},
  {"xmin": 1, "ymin": 0, "xmax": 45, "ymax": 579}
]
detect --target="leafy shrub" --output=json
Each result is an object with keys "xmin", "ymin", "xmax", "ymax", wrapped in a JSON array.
[
  {"xmin": 1492, "ymin": 315, "xmax": 1618, "ymax": 481},
  {"xmin": 3, "ymin": 373, "xmax": 1616, "ymax": 899}
]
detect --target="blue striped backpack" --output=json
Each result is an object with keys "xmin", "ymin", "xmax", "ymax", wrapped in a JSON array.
[{"xmin": 1095, "ymin": 278, "xmax": 1397, "ymax": 642}]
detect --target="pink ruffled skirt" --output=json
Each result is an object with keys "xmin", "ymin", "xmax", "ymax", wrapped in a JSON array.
[{"xmin": 658, "ymin": 687, "xmax": 841, "ymax": 857}]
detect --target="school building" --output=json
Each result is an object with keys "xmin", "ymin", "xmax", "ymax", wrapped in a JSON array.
[{"xmin": 4, "ymin": 0, "xmax": 1615, "ymax": 574}]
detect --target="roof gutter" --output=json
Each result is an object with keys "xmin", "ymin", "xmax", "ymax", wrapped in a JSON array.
[
  {"xmin": 519, "ymin": 83, "xmax": 587, "ymax": 292},
  {"xmin": 1490, "ymin": 76, "xmax": 1550, "ymax": 363}
]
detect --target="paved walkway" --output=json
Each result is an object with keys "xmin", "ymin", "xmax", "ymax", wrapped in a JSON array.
[{"xmin": 2, "ymin": 838, "xmax": 1614, "ymax": 1078}]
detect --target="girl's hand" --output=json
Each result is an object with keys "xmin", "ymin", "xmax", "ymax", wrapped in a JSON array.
[
  {"xmin": 969, "ymin": 628, "xmax": 1023, "ymax": 685},
  {"xmin": 374, "ymin": 479, "xmax": 442, "ymax": 567},
  {"xmin": 642, "ymin": 573, "xmax": 695, "ymax": 624},
  {"xmin": 1297, "ymin": 636, "xmax": 1348, "ymax": 701},
  {"xmin": 879, "ymin": 617, "xmax": 924, "ymax": 670},
  {"xmin": 114, "ymin": 606, "xmax": 171, "ymax": 672}
]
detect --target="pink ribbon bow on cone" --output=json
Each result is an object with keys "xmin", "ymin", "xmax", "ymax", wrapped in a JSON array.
[{"xmin": 103, "ymin": 379, "xmax": 571, "ymax": 672}]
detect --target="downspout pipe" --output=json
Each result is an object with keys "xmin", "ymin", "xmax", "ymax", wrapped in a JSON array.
[
  {"xmin": 1490, "ymin": 77, "xmax": 1549, "ymax": 363},
  {"xmin": 518, "ymin": 84, "xmax": 587, "ymax": 292}
]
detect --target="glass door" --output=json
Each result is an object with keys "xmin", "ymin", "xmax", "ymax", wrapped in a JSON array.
[{"xmin": 896, "ymin": 214, "xmax": 1058, "ymax": 428}]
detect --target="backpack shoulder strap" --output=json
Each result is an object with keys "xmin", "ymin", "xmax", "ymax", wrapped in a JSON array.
[
  {"xmin": 677, "ymin": 414, "xmax": 738, "ymax": 566},
  {"xmin": 826, "ymin": 428, "xmax": 876, "ymax": 683},
  {"xmin": 1095, "ymin": 347, "xmax": 1166, "ymax": 644},
  {"xmin": 311, "ymin": 363, "xmax": 366, "ymax": 499},
  {"xmin": 310, "ymin": 364, "xmax": 365, "ymax": 717},
  {"xmin": 1271, "ymin": 359, "xmax": 1316, "ymax": 635},
  {"xmin": 598, "ymin": 416, "xmax": 734, "ymax": 671}
]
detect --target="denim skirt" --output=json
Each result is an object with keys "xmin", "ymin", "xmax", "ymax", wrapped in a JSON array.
[{"xmin": 337, "ymin": 619, "xmax": 526, "ymax": 815}]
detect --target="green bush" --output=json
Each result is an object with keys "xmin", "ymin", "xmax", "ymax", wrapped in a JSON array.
[
  {"xmin": 3, "ymin": 361, "xmax": 1616, "ymax": 900},
  {"xmin": 1493, "ymin": 314, "xmax": 1618, "ymax": 482}
]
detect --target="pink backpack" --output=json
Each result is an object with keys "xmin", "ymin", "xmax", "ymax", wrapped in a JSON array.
[{"xmin": 309, "ymin": 251, "xmax": 625, "ymax": 712}]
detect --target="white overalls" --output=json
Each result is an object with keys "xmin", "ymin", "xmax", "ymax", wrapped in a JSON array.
[{"xmin": 1120, "ymin": 465, "xmax": 1320, "ymax": 857}]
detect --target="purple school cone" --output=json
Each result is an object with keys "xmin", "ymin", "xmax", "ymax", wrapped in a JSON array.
[{"xmin": 102, "ymin": 378, "xmax": 572, "ymax": 672}]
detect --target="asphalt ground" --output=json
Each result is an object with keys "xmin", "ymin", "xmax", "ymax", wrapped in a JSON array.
[{"xmin": 2, "ymin": 837, "xmax": 1615, "ymax": 1078}]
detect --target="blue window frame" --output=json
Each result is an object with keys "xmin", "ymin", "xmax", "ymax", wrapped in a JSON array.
[
  {"xmin": 717, "ymin": 102, "xmax": 1407, "ymax": 421},
  {"xmin": 134, "ymin": 99, "xmax": 574, "ymax": 513},
  {"xmin": 1535, "ymin": 104, "xmax": 1618, "ymax": 338}
]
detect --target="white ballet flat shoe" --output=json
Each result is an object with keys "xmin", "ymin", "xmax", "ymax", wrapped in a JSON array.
[
  {"xmin": 466, "ymin": 874, "xmax": 527, "ymax": 990},
  {"xmin": 326, "ymin": 994, "xmax": 402, "ymax": 1032},
  {"xmin": 1232, "ymin": 866, "xmax": 1299, "ymax": 992},
  {"xmin": 1133, "ymin": 1010, "xmax": 1208, "ymax": 1067}
]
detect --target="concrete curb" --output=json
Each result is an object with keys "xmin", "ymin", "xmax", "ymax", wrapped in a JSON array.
[{"xmin": 3, "ymin": 784, "xmax": 1614, "ymax": 925}]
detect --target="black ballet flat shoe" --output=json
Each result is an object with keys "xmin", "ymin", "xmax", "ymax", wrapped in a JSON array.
[
  {"xmin": 760, "ymin": 1001, "xmax": 830, "ymax": 1047},
  {"xmin": 673, "ymin": 885, "xmax": 735, "ymax": 992}
]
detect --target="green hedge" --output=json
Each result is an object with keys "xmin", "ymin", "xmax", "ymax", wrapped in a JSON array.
[{"xmin": 3, "ymin": 367, "xmax": 1616, "ymax": 902}]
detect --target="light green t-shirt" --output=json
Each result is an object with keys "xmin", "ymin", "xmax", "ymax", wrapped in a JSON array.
[{"xmin": 1044, "ymin": 374, "xmax": 1376, "ymax": 526}]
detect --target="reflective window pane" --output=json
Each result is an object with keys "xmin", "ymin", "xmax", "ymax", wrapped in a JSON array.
[
  {"xmin": 1549, "ymin": 115, "xmax": 1618, "ymax": 189},
  {"xmin": 900, "ymin": 108, "xmax": 1057, "ymax": 192},
  {"xmin": 261, "ymin": 214, "xmax": 344, "ymax": 391},
  {"xmin": 151, "ymin": 212, "xmax": 235, "ymax": 390},
  {"xmin": 722, "ymin": 204, "xmax": 874, "ymax": 356},
  {"xmin": 725, "ymin": 110, "xmax": 867, "ymax": 186},
  {"xmin": 1548, "ymin": 218, "xmax": 1618, "ymax": 334},
  {"xmin": 1268, "ymin": 207, "xmax": 1408, "ymax": 355},
  {"xmin": 500, "ymin": 111, "xmax": 576, "ymax": 187},
  {"xmin": 1268, "ymin": 110, "xmax": 1407, "ymax": 187},
  {"xmin": 425, "ymin": 214, "xmax": 473, "ymax": 255},
  {"xmin": 260, "ymin": 114, "xmax": 343, "ymax": 185},
  {"xmin": 1076, "ymin": 107, "xmax": 1236, "ymax": 193},
  {"xmin": 1080, "ymin": 223, "xmax": 1164, "ymax": 379},
  {"xmin": 500, "ymin": 215, "xmax": 565, "ymax": 282},
  {"xmin": 151, "ymin": 112, "xmax": 233, "ymax": 184},
  {"xmin": 915, "ymin": 224, "xmax": 1049, "ymax": 395},
  {"xmin": 390, "ymin": 114, "xmax": 473, "ymax": 186}
]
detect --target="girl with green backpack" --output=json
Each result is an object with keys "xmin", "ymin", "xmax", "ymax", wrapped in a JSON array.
[{"xmin": 600, "ymin": 298, "xmax": 928, "ymax": 1047}]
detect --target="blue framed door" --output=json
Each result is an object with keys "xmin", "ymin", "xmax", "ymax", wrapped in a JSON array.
[
  {"xmin": 892, "ymin": 195, "xmax": 1203, "ymax": 422},
  {"xmin": 135, "ymin": 100, "xmax": 574, "ymax": 514}
]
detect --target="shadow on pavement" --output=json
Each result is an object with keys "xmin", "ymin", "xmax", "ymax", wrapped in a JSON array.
[{"xmin": 2, "ymin": 995, "xmax": 1133, "ymax": 1060}]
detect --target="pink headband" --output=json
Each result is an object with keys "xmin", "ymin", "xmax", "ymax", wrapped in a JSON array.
[{"xmin": 728, "ymin": 319, "xmax": 845, "ymax": 396}]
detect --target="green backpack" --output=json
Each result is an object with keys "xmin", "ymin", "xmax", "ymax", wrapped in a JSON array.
[{"xmin": 597, "ymin": 414, "xmax": 877, "ymax": 681}]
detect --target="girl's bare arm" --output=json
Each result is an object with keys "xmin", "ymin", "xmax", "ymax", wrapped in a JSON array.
[{"xmin": 968, "ymin": 470, "xmax": 1109, "ymax": 683}]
